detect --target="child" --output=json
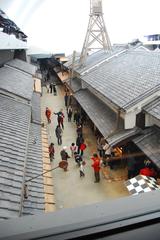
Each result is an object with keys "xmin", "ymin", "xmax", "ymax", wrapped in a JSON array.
[
  {"xmin": 74, "ymin": 152, "xmax": 82, "ymax": 167},
  {"xmin": 80, "ymin": 161, "xmax": 85, "ymax": 177},
  {"xmin": 70, "ymin": 143, "xmax": 77, "ymax": 157}
]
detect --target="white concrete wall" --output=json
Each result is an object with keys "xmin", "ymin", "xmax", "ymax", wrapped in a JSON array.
[
  {"xmin": 0, "ymin": 32, "xmax": 27, "ymax": 50},
  {"xmin": 124, "ymin": 111, "xmax": 137, "ymax": 129}
]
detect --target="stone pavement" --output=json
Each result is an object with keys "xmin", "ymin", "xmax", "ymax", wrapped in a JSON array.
[{"xmin": 41, "ymin": 85, "xmax": 129, "ymax": 211}]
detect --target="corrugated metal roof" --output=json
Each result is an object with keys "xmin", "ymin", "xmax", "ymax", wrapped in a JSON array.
[
  {"xmin": 31, "ymin": 92, "xmax": 41, "ymax": 125},
  {"xmin": 23, "ymin": 123, "xmax": 45, "ymax": 216},
  {"xmin": 132, "ymin": 126, "xmax": 160, "ymax": 168},
  {"xmin": 0, "ymin": 95, "xmax": 31, "ymax": 220},
  {"xmin": 0, "ymin": 66, "xmax": 33, "ymax": 100},
  {"xmin": 143, "ymin": 97, "xmax": 160, "ymax": 120},
  {"xmin": 82, "ymin": 50, "xmax": 160, "ymax": 110},
  {"xmin": 5, "ymin": 59, "xmax": 36, "ymax": 75},
  {"xmin": 74, "ymin": 89, "xmax": 124, "ymax": 138}
]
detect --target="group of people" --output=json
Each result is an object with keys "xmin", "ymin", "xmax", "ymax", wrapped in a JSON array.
[
  {"xmin": 46, "ymin": 82, "xmax": 57, "ymax": 95},
  {"xmin": 46, "ymin": 91, "xmax": 103, "ymax": 182}
]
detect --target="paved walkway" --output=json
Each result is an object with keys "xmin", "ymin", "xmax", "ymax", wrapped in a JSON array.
[{"xmin": 41, "ymin": 85, "xmax": 129, "ymax": 210}]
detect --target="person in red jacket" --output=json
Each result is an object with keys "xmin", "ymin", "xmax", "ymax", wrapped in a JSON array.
[
  {"xmin": 91, "ymin": 153, "xmax": 101, "ymax": 183},
  {"xmin": 140, "ymin": 166, "xmax": 157, "ymax": 178},
  {"xmin": 45, "ymin": 107, "xmax": 51, "ymax": 123},
  {"xmin": 79, "ymin": 142, "xmax": 86, "ymax": 156}
]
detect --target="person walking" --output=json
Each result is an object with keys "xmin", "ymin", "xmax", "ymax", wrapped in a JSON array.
[
  {"xmin": 79, "ymin": 161, "xmax": 85, "ymax": 177},
  {"xmin": 54, "ymin": 109, "xmax": 65, "ymax": 129},
  {"xmin": 64, "ymin": 93, "xmax": 69, "ymax": 108},
  {"xmin": 48, "ymin": 143, "xmax": 55, "ymax": 162},
  {"xmin": 49, "ymin": 83, "xmax": 53, "ymax": 93},
  {"xmin": 45, "ymin": 107, "xmax": 51, "ymax": 123},
  {"xmin": 60, "ymin": 146, "xmax": 70, "ymax": 171},
  {"xmin": 74, "ymin": 152, "xmax": 83, "ymax": 167},
  {"xmin": 76, "ymin": 123, "xmax": 82, "ymax": 137},
  {"xmin": 53, "ymin": 83, "xmax": 57, "ymax": 95},
  {"xmin": 76, "ymin": 135, "xmax": 84, "ymax": 154},
  {"xmin": 79, "ymin": 142, "xmax": 87, "ymax": 156},
  {"xmin": 70, "ymin": 142, "xmax": 77, "ymax": 157},
  {"xmin": 55, "ymin": 125, "xmax": 62, "ymax": 145},
  {"xmin": 67, "ymin": 106, "xmax": 73, "ymax": 122},
  {"xmin": 91, "ymin": 153, "xmax": 101, "ymax": 183}
]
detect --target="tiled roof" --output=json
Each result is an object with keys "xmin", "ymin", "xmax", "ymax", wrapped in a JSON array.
[
  {"xmin": 74, "ymin": 89, "xmax": 124, "ymax": 138},
  {"xmin": 23, "ymin": 123, "xmax": 45, "ymax": 216},
  {"xmin": 82, "ymin": 50, "xmax": 160, "ymax": 110},
  {"xmin": 132, "ymin": 126, "xmax": 160, "ymax": 168},
  {"xmin": 106, "ymin": 127, "xmax": 141, "ymax": 147},
  {"xmin": 66, "ymin": 77, "xmax": 81, "ymax": 92},
  {"xmin": 5, "ymin": 59, "xmax": 36, "ymax": 75},
  {"xmin": 64, "ymin": 45, "xmax": 128, "ymax": 75},
  {"xmin": 0, "ymin": 95, "xmax": 31, "ymax": 220},
  {"xmin": 143, "ymin": 97, "xmax": 160, "ymax": 120},
  {"xmin": 0, "ymin": 66, "xmax": 33, "ymax": 100},
  {"xmin": 31, "ymin": 92, "xmax": 41, "ymax": 125}
]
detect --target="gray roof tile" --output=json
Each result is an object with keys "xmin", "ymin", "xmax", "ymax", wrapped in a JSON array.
[
  {"xmin": 0, "ymin": 66, "xmax": 33, "ymax": 100},
  {"xmin": 132, "ymin": 126, "xmax": 160, "ymax": 168},
  {"xmin": 0, "ymin": 95, "xmax": 31, "ymax": 219},
  {"xmin": 23, "ymin": 123, "xmax": 45, "ymax": 215},
  {"xmin": 82, "ymin": 50, "xmax": 160, "ymax": 110},
  {"xmin": 31, "ymin": 92, "xmax": 41, "ymax": 124},
  {"xmin": 5, "ymin": 58, "xmax": 36, "ymax": 75},
  {"xmin": 74, "ymin": 89, "xmax": 124, "ymax": 138},
  {"xmin": 65, "ymin": 45, "xmax": 128, "ymax": 75},
  {"xmin": 143, "ymin": 97, "xmax": 160, "ymax": 120},
  {"xmin": 66, "ymin": 77, "xmax": 81, "ymax": 92}
]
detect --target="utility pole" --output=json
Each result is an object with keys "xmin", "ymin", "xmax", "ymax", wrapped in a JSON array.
[{"xmin": 79, "ymin": 0, "xmax": 112, "ymax": 67}]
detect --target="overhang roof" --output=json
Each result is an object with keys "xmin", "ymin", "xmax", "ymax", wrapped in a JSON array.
[
  {"xmin": 82, "ymin": 50, "xmax": 160, "ymax": 110},
  {"xmin": 0, "ymin": 66, "xmax": 33, "ymax": 100},
  {"xmin": 106, "ymin": 127, "xmax": 142, "ymax": 147},
  {"xmin": 74, "ymin": 89, "xmax": 124, "ymax": 138},
  {"xmin": 132, "ymin": 126, "xmax": 160, "ymax": 168},
  {"xmin": 5, "ymin": 59, "xmax": 36, "ymax": 75},
  {"xmin": 0, "ymin": 95, "xmax": 31, "ymax": 220},
  {"xmin": 143, "ymin": 97, "xmax": 160, "ymax": 120},
  {"xmin": 66, "ymin": 77, "xmax": 81, "ymax": 92}
]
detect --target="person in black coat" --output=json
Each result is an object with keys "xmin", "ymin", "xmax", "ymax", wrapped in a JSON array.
[{"xmin": 60, "ymin": 146, "xmax": 70, "ymax": 171}]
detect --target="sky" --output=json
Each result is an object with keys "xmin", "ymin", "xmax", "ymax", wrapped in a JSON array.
[{"xmin": 0, "ymin": 0, "xmax": 160, "ymax": 55}]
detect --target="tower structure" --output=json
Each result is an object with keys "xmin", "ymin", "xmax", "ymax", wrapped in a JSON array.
[{"xmin": 79, "ymin": 0, "xmax": 112, "ymax": 66}]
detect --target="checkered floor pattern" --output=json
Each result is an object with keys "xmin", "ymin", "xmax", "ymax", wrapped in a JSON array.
[{"xmin": 125, "ymin": 175, "xmax": 160, "ymax": 195}]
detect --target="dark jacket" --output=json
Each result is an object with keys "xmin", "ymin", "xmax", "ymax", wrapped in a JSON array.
[
  {"xmin": 60, "ymin": 150, "xmax": 70, "ymax": 160},
  {"xmin": 55, "ymin": 126, "xmax": 62, "ymax": 137}
]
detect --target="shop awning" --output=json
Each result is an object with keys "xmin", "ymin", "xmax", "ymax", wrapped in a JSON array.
[
  {"xmin": 57, "ymin": 72, "xmax": 69, "ymax": 82},
  {"xmin": 132, "ymin": 126, "xmax": 160, "ymax": 168},
  {"xmin": 106, "ymin": 127, "xmax": 141, "ymax": 147},
  {"xmin": 125, "ymin": 175, "xmax": 160, "ymax": 195},
  {"xmin": 74, "ymin": 89, "xmax": 124, "ymax": 138}
]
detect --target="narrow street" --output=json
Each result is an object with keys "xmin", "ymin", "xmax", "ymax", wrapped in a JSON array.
[{"xmin": 41, "ymin": 85, "xmax": 129, "ymax": 210}]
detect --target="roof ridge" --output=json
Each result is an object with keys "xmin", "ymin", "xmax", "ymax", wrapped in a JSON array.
[{"xmin": 81, "ymin": 49, "xmax": 128, "ymax": 76}]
